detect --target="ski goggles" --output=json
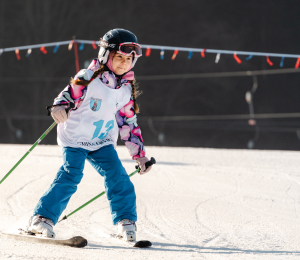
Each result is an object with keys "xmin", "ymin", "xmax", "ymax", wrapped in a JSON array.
[{"xmin": 118, "ymin": 42, "xmax": 142, "ymax": 57}]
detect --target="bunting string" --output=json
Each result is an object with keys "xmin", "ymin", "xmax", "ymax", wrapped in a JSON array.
[{"xmin": 1, "ymin": 39, "xmax": 300, "ymax": 68}]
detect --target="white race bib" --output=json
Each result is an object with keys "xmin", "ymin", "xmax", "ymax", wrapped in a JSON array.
[{"xmin": 57, "ymin": 78, "xmax": 132, "ymax": 151}]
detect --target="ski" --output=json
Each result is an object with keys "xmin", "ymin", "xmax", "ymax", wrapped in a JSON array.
[
  {"xmin": 0, "ymin": 229, "xmax": 87, "ymax": 248},
  {"xmin": 111, "ymin": 234, "xmax": 152, "ymax": 248}
]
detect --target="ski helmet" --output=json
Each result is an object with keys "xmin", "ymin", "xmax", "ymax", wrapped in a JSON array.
[{"xmin": 98, "ymin": 28, "xmax": 142, "ymax": 69}]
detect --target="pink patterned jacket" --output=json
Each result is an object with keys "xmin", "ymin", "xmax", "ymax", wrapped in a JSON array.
[{"xmin": 53, "ymin": 59, "xmax": 145, "ymax": 159}]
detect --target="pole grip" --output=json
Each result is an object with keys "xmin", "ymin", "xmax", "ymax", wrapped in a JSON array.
[
  {"xmin": 46, "ymin": 102, "xmax": 75, "ymax": 117},
  {"xmin": 135, "ymin": 157, "xmax": 156, "ymax": 170},
  {"xmin": 146, "ymin": 157, "xmax": 156, "ymax": 168}
]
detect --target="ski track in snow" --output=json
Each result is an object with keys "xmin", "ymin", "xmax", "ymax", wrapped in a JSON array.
[
  {"xmin": 0, "ymin": 144, "xmax": 300, "ymax": 259},
  {"xmin": 6, "ymin": 170, "xmax": 53, "ymax": 217}
]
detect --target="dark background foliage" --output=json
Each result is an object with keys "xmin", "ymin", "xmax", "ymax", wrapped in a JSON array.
[{"xmin": 0, "ymin": 0, "xmax": 300, "ymax": 150}]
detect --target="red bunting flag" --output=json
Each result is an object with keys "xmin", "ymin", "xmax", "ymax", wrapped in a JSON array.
[
  {"xmin": 171, "ymin": 49, "xmax": 179, "ymax": 60},
  {"xmin": 145, "ymin": 48, "xmax": 151, "ymax": 57},
  {"xmin": 295, "ymin": 57, "xmax": 300, "ymax": 69},
  {"xmin": 233, "ymin": 53, "xmax": 242, "ymax": 64},
  {"xmin": 15, "ymin": 49, "xmax": 21, "ymax": 60},
  {"xmin": 201, "ymin": 49, "xmax": 206, "ymax": 58},
  {"xmin": 92, "ymin": 41, "xmax": 97, "ymax": 49},
  {"xmin": 68, "ymin": 40, "xmax": 74, "ymax": 51},
  {"xmin": 40, "ymin": 46, "xmax": 47, "ymax": 54},
  {"xmin": 266, "ymin": 56, "xmax": 273, "ymax": 66}
]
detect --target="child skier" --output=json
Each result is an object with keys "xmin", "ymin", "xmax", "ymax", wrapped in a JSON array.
[{"xmin": 26, "ymin": 28, "xmax": 152, "ymax": 242}]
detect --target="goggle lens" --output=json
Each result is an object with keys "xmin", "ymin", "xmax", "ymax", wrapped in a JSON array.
[{"xmin": 119, "ymin": 44, "xmax": 142, "ymax": 56}]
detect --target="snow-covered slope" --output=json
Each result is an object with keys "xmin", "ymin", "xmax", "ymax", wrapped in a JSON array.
[{"xmin": 0, "ymin": 144, "xmax": 300, "ymax": 259}]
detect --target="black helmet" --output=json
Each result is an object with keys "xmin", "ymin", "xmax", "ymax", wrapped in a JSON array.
[{"xmin": 98, "ymin": 28, "xmax": 142, "ymax": 68}]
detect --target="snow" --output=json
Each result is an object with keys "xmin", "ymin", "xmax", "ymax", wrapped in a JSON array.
[{"xmin": 0, "ymin": 144, "xmax": 300, "ymax": 259}]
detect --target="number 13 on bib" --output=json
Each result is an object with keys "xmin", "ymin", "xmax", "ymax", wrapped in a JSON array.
[{"xmin": 92, "ymin": 120, "xmax": 114, "ymax": 140}]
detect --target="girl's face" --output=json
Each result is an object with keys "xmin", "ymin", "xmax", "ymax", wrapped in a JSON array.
[{"xmin": 112, "ymin": 53, "xmax": 133, "ymax": 75}]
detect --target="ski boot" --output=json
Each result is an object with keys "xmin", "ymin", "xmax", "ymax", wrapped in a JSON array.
[
  {"xmin": 116, "ymin": 219, "xmax": 136, "ymax": 242},
  {"xmin": 27, "ymin": 215, "xmax": 56, "ymax": 238}
]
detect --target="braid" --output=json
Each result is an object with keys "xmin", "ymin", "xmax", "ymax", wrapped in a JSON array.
[
  {"xmin": 130, "ymin": 78, "xmax": 142, "ymax": 113},
  {"xmin": 70, "ymin": 65, "xmax": 106, "ymax": 86}
]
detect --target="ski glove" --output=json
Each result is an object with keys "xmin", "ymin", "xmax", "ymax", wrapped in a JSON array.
[
  {"xmin": 136, "ymin": 157, "xmax": 152, "ymax": 174},
  {"xmin": 51, "ymin": 106, "xmax": 69, "ymax": 124}
]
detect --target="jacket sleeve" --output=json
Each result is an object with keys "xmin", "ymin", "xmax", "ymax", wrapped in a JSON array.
[
  {"xmin": 53, "ymin": 83, "xmax": 87, "ymax": 110},
  {"xmin": 53, "ymin": 59, "xmax": 100, "ymax": 109},
  {"xmin": 116, "ymin": 98, "xmax": 146, "ymax": 160}
]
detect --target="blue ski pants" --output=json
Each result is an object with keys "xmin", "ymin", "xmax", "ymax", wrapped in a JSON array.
[{"xmin": 33, "ymin": 145, "xmax": 136, "ymax": 225}]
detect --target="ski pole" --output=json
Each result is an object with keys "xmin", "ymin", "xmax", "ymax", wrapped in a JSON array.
[
  {"xmin": 0, "ymin": 104, "xmax": 74, "ymax": 185},
  {"xmin": 58, "ymin": 157, "xmax": 156, "ymax": 223}
]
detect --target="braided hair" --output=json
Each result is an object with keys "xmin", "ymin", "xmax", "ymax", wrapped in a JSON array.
[
  {"xmin": 70, "ymin": 66, "xmax": 104, "ymax": 86},
  {"xmin": 129, "ymin": 78, "xmax": 141, "ymax": 113}
]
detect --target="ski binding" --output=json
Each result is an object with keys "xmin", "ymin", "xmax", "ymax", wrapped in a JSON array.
[{"xmin": 111, "ymin": 232, "xmax": 152, "ymax": 248}]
